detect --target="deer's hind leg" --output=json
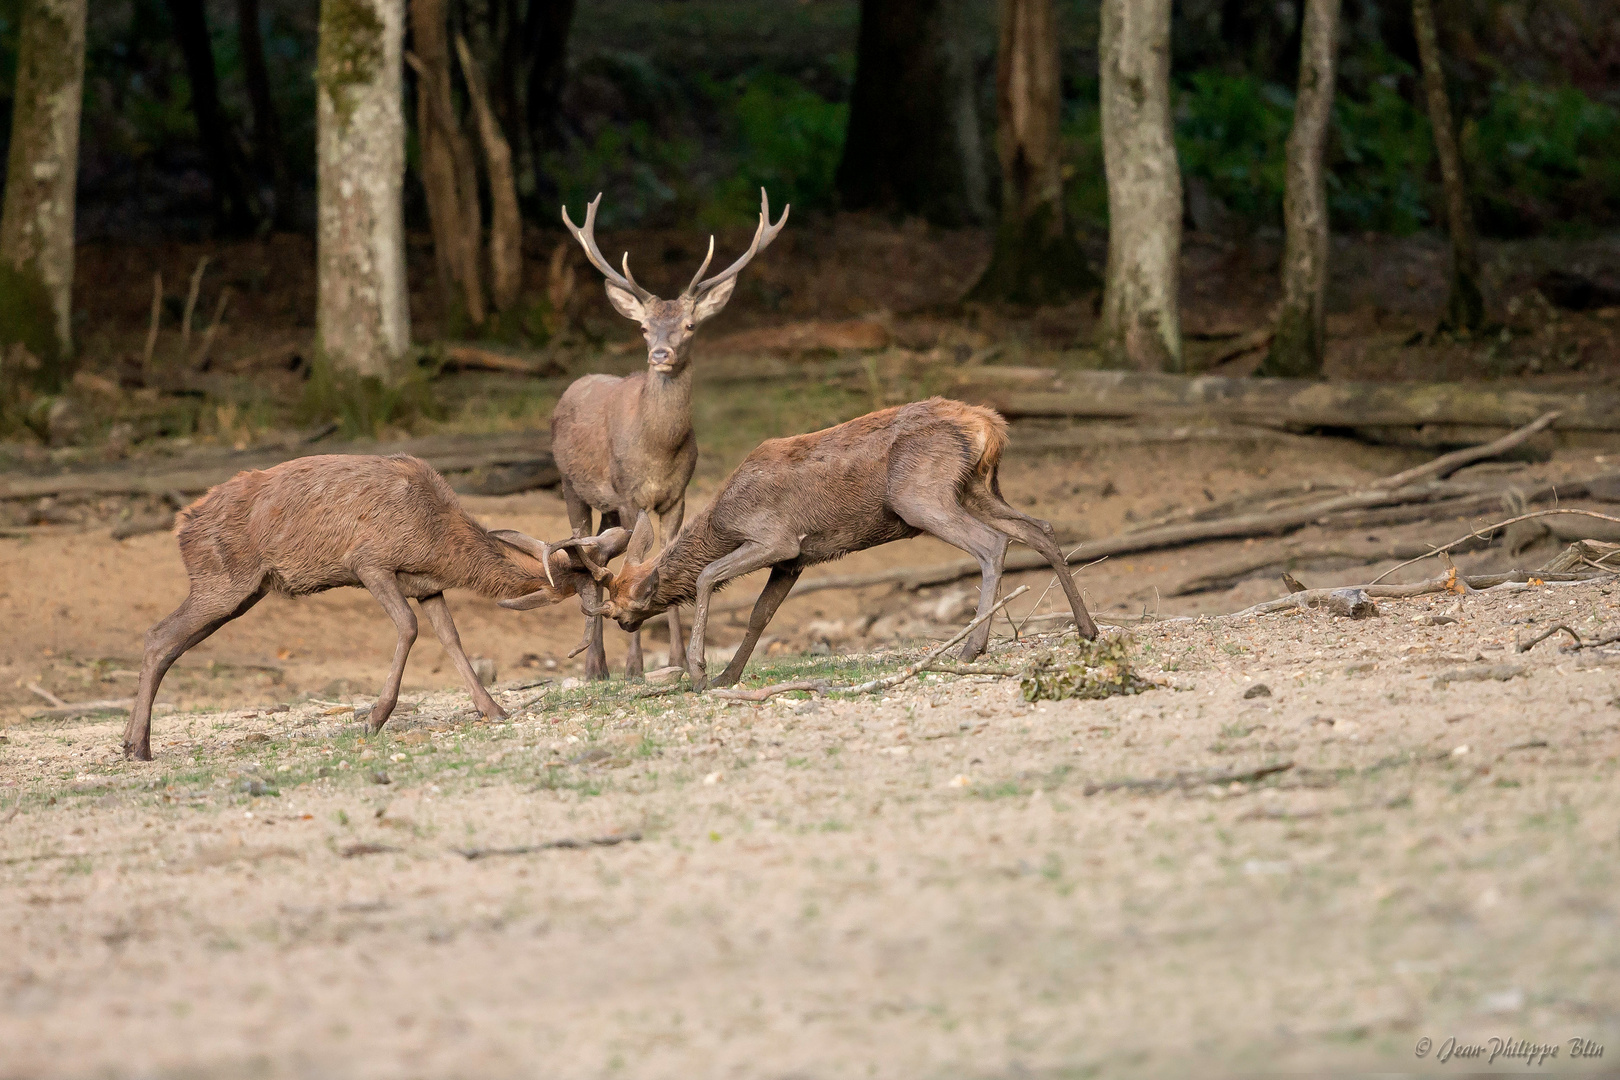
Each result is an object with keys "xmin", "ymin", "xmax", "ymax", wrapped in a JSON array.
[
  {"xmin": 125, "ymin": 581, "xmax": 265, "ymax": 761},
  {"xmin": 419, "ymin": 593, "xmax": 506, "ymax": 720},
  {"xmin": 356, "ymin": 567, "xmax": 419, "ymax": 732},
  {"xmin": 965, "ymin": 489, "xmax": 1098, "ymax": 639},
  {"xmin": 892, "ymin": 494, "xmax": 1009, "ymax": 661}
]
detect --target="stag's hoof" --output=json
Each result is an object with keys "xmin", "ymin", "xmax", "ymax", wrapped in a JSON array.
[{"xmin": 123, "ymin": 742, "xmax": 152, "ymax": 762}]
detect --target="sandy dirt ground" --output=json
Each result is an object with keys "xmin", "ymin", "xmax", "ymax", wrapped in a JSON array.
[{"xmin": 3, "ymin": 434, "xmax": 1620, "ymax": 1078}]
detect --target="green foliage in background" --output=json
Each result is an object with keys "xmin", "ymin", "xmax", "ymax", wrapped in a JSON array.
[
  {"xmin": 298, "ymin": 356, "xmax": 443, "ymax": 439},
  {"xmin": 1175, "ymin": 71, "xmax": 1294, "ymax": 222},
  {"xmin": 1467, "ymin": 80, "xmax": 1620, "ymax": 236},
  {"xmin": 545, "ymin": 119, "xmax": 695, "ymax": 229},
  {"xmin": 1327, "ymin": 74, "xmax": 1433, "ymax": 234},
  {"xmin": 704, "ymin": 71, "xmax": 848, "ymax": 225}
]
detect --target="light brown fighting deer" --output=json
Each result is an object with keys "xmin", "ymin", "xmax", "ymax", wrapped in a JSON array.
[
  {"xmin": 558, "ymin": 398, "xmax": 1099, "ymax": 691},
  {"xmin": 550, "ymin": 189, "xmax": 787, "ymax": 680},
  {"xmin": 122, "ymin": 454, "xmax": 627, "ymax": 760}
]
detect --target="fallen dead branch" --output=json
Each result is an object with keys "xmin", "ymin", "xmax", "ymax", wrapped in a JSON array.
[
  {"xmin": 1516, "ymin": 624, "xmax": 1620, "ymax": 653},
  {"xmin": 709, "ymin": 586, "xmax": 1030, "ymax": 702},
  {"xmin": 1083, "ymin": 761, "xmax": 1294, "ymax": 796},
  {"xmin": 1433, "ymin": 663, "xmax": 1528, "ymax": 686},
  {"xmin": 1230, "ymin": 567, "xmax": 1613, "ymax": 619},
  {"xmin": 1366, "ymin": 508, "xmax": 1620, "ymax": 584},
  {"xmin": 924, "ymin": 662, "xmax": 1018, "ymax": 677},
  {"xmin": 27, "ymin": 683, "xmax": 65, "ymax": 708},
  {"xmin": 1373, "ymin": 410, "xmax": 1560, "ymax": 487},
  {"xmin": 439, "ymin": 343, "xmax": 563, "ymax": 377},
  {"xmin": 454, "ymin": 832, "xmax": 643, "ymax": 859},
  {"xmin": 975, "ymin": 371, "xmax": 1620, "ymax": 433},
  {"xmin": 339, "ymin": 842, "xmax": 401, "ymax": 858}
]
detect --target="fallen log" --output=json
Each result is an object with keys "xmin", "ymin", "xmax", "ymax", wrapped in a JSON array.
[
  {"xmin": 0, "ymin": 431, "xmax": 559, "ymax": 501},
  {"xmin": 1229, "ymin": 567, "xmax": 1612, "ymax": 619},
  {"xmin": 973, "ymin": 371, "xmax": 1620, "ymax": 434},
  {"xmin": 439, "ymin": 344, "xmax": 566, "ymax": 377},
  {"xmin": 1168, "ymin": 534, "xmax": 1498, "ymax": 596}
]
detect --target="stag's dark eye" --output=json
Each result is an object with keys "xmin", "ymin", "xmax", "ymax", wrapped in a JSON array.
[{"xmin": 684, "ymin": 323, "xmax": 695, "ymax": 331}]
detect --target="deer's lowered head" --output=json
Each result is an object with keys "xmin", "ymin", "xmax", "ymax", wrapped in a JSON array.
[
  {"xmin": 546, "ymin": 512, "xmax": 665, "ymax": 628},
  {"xmin": 562, "ymin": 189, "xmax": 788, "ymax": 375}
]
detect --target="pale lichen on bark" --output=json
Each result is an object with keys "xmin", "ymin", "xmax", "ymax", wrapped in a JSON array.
[
  {"xmin": 0, "ymin": 0, "xmax": 87, "ymax": 380},
  {"xmin": 1098, "ymin": 0, "xmax": 1182, "ymax": 372},
  {"xmin": 316, "ymin": 0, "xmax": 409, "ymax": 378}
]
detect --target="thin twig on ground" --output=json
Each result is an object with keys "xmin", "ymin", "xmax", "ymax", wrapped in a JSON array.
[
  {"xmin": 141, "ymin": 271, "xmax": 162, "ymax": 374},
  {"xmin": 924, "ymin": 662, "xmax": 1019, "ymax": 677},
  {"xmin": 709, "ymin": 585, "xmax": 1031, "ymax": 702},
  {"xmin": 1083, "ymin": 761, "xmax": 1294, "ymax": 796},
  {"xmin": 455, "ymin": 832, "xmax": 643, "ymax": 859},
  {"xmin": 1372, "ymin": 410, "xmax": 1560, "ymax": 488},
  {"xmin": 180, "ymin": 256, "xmax": 208, "ymax": 353},
  {"xmin": 26, "ymin": 683, "xmax": 65, "ymax": 708}
]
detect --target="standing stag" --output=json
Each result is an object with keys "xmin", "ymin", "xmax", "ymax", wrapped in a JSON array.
[
  {"xmin": 122, "ymin": 455, "xmax": 627, "ymax": 760},
  {"xmin": 553, "ymin": 398, "xmax": 1099, "ymax": 691},
  {"xmin": 551, "ymin": 188, "xmax": 788, "ymax": 680}
]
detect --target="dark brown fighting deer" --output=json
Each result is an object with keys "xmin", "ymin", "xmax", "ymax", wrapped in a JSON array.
[
  {"xmin": 560, "ymin": 398, "xmax": 1099, "ymax": 691},
  {"xmin": 122, "ymin": 454, "xmax": 627, "ymax": 760},
  {"xmin": 550, "ymin": 189, "xmax": 787, "ymax": 680}
]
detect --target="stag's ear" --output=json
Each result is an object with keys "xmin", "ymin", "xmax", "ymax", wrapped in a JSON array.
[
  {"xmin": 691, "ymin": 277, "xmax": 737, "ymax": 324},
  {"xmin": 627, "ymin": 511, "xmax": 656, "ymax": 564},
  {"xmin": 604, "ymin": 281, "xmax": 646, "ymax": 321}
]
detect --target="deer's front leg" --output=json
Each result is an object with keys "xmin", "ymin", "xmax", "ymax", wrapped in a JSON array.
[
  {"xmin": 686, "ymin": 541, "xmax": 798, "ymax": 692},
  {"xmin": 658, "ymin": 502, "xmax": 687, "ymax": 672}
]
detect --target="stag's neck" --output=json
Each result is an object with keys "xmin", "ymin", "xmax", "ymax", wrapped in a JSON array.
[
  {"xmin": 458, "ymin": 527, "xmax": 548, "ymax": 600},
  {"xmin": 648, "ymin": 506, "xmax": 734, "ymax": 609},
  {"xmin": 634, "ymin": 367, "xmax": 694, "ymax": 453}
]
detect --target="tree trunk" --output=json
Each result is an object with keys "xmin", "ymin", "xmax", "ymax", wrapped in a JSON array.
[
  {"xmin": 164, "ymin": 0, "xmax": 259, "ymax": 234},
  {"xmin": 1098, "ymin": 0, "xmax": 1182, "ymax": 371},
  {"xmin": 836, "ymin": 0, "xmax": 989, "ymax": 226},
  {"xmin": 408, "ymin": 0, "xmax": 485, "ymax": 327},
  {"xmin": 0, "ymin": 0, "xmax": 86, "ymax": 388},
  {"xmin": 316, "ymin": 0, "xmax": 410, "ymax": 377},
  {"xmin": 236, "ymin": 0, "xmax": 294, "ymax": 230},
  {"xmin": 968, "ymin": 0, "xmax": 1096, "ymax": 305},
  {"xmin": 456, "ymin": 33, "xmax": 523, "ymax": 312},
  {"xmin": 1411, "ymin": 0, "xmax": 1483, "ymax": 333},
  {"xmin": 1260, "ymin": 0, "xmax": 1340, "ymax": 378}
]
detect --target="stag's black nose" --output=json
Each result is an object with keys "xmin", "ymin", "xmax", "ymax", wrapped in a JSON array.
[{"xmin": 649, "ymin": 346, "xmax": 672, "ymax": 363}]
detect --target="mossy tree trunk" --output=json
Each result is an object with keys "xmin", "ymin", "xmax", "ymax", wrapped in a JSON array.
[
  {"xmin": 316, "ymin": 0, "xmax": 410, "ymax": 378},
  {"xmin": 0, "ymin": 0, "xmax": 86, "ymax": 393},
  {"xmin": 1098, "ymin": 0, "xmax": 1182, "ymax": 371},
  {"xmin": 969, "ymin": 0, "xmax": 1097, "ymax": 305},
  {"xmin": 1260, "ymin": 0, "xmax": 1341, "ymax": 378},
  {"xmin": 165, "ymin": 0, "xmax": 261, "ymax": 234},
  {"xmin": 1412, "ymin": 0, "xmax": 1484, "ymax": 333},
  {"xmin": 836, "ymin": 0, "xmax": 989, "ymax": 226}
]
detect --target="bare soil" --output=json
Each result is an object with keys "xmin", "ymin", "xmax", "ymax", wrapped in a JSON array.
[{"xmin": 4, "ymin": 431, "xmax": 1620, "ymax": 1078}]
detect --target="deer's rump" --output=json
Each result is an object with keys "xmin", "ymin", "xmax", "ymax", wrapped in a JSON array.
[{"xmin": 174, "ymin": 454, "xmax": 493, "ymax": 597}]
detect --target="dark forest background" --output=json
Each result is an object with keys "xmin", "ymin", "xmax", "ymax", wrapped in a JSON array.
[{"xmin": 1, "ymin": 0, "xmax": 1616, "ymax": 242}]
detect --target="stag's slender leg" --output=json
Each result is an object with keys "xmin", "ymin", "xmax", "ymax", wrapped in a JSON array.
[
  {"xmin": 892, "ymin": 496, "xmax": 1009, "ymax": 660},
  {"xmin": 356, "ymin": 567, "xmax": 418, "ymax": 732},
  {"xmin": 564, "ymin": 487, "xmax": 610, "ymax": 681},
  {"xmin": 418, "ymin": 592, "xmax": 507, "ymax": 720},
  {"xmin": 658, "ymin": 502, "xmax": 688, "ymax": 672},
  {"xmin": 710, "ymin": 565, "xmax": 801, "ymax": 689},
  {"xmin": 686, "ymin": 540, "xmax": 800, "ymax": 691},
  {"xmin": 967, "ymin": 493, "xmax": 1099, "ymax": 639},
  {"xmin": 124, "ymin": 584, "xmax": 265, "ymax": 760}
]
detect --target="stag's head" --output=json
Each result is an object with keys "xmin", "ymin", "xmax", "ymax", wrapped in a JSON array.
[
  {"xmin": 535, "ymin": 514, "xmax": 663, "ymax": 629},
  {"xmin": 492, "ymin": 526, "xmax": 632, "ymax": 611},
  {"xmin": 562, "ymin": 190, "xmax": 788, "ymax": 376}
]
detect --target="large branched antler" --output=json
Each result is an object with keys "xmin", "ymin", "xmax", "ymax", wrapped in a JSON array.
[
  {"xmin": 684, "ymin": 188, "xmax": 790, "ymax": 297},
  {"xmin": 561, "ymin": 194, "xmax": 654, "ymax": 302}
]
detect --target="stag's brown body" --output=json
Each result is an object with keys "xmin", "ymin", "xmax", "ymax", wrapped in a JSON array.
[
  {"xmin": 583, "ymin": 398, "xmax": 1099, "ymax": 690},
  {"xmin": 551, "ymin": 190, "xmax": 786, "ymax": 681},
  {"xmin": 122, "ymin": 454, "xmax": 618, "ymax": 760}
]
